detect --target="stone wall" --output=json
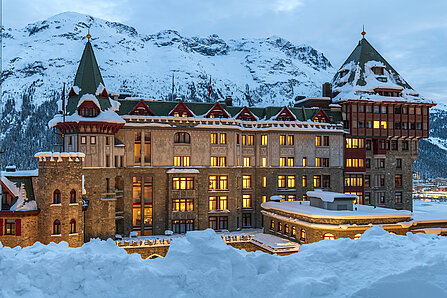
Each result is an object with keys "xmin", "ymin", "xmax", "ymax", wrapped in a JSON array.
[
  {"xmin": 33, "ymin": 154, "xmax": 84, "ymax": 247},
  {"xmin": 0, "ymin": 211, "xmax": 39, "ymax": 247}
]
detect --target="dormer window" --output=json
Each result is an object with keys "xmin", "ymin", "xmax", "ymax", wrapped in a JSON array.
[
  {"xmin": 372, "ymin": 66, "xmax": 384, "ymax": 75},
  {"xmin": 78, "ymin": 100, "xmax": 100, "ymax": 117},
  {"xmin": 206, "ymin": 102, "xmax": 229, "ymax": 119},
  {"xmin": 169, "ymin": 101, "xmax": 194, "ymax": 117}
]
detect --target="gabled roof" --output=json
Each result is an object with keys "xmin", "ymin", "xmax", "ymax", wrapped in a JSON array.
[
  {"xmin": 205, "ymin": 102, "xmax": 230, "ymax": 118},
  {"xmin": 312, "ymin": 109, "xmax": 330, "ymax": 122},
  {"xmin": 235, "ymin": 106, "xmax": 257, "ymax": 121},
  {"xmin": 169, "ymin": 101, "xmax": 195, "ymax": 117},
  {"xmin": 331, "ymin": 37, "xmax": 427, "ymax": 103},
  {"xmin": 66, "ymin": 41, "xmax": 112, "ymax": 115},
  {"xmin": 118, "ymin": 99, "xmax": 343, "ymax": 123},
  {"xmin": 129, "ymin": 100, "xmax": 154, "ymax": 116},
  {"xmin": 275, "ymin": 107, "xmax": 296, "ymax": 121}
]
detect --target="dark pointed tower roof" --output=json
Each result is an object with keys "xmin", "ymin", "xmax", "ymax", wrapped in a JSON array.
[
  {"xmin": 66, "ymin": 38, "xmax": 111, "ymax": 115},
  {"xmin": 331, "ymin": 34, "xmax": 425, "ymax": 102}
]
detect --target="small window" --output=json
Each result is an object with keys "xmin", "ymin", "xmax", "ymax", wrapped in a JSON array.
[
  {"xmin": 70, "ymin": 219, "xmax": 76, "ymax": 234},
  {"xmin": 323, "ymin": 233, "xmax": 335, "ymax": 240},
  {"xmin": 175, "ymin": 132, "xmax": 191, "ymax": 144},
  {"xmin": 261, "ymin": 135, "xmax": 268, "ymax": 146},
  {"xmin": 90, "ymin": 136, "xmax": 96, "ymax": 144},
  {"xmin": 300, "ymin": 229, "xmax": 306, "ymax": 242},
  {"xmin": 53, "ymin": 189, "xmax": 61, "ymax": 204},
  {"xmin": 5, "ymin": 219, "xmax": 16, "ymax": 235},
  {"xmin": 53, "ymin": 220, "xmax": 61, "ymax": 235},
  {"xmin": 70, "ymin": 189, "xmax": 76, "ymax": 204},
  {"xmin": 81, "ymin": 136, "xmax": 87, "ymax": 144}
]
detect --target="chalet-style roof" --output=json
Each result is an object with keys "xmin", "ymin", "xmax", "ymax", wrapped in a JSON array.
[
  {"xmin": 66, "ymin": 40, "xmax": 112, "ymax": 115},
  {"xmin": 331, "ymin": 37, "xmax": 430, "ymax": 103},
  {"xmin": 118, "ymin": 99, "xmax": 343, "ymax": 123}
]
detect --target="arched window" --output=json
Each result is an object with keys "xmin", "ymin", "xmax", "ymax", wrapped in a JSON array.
[
  {"xmin": 70, "ymin": 189, "xmax": 76, "ymax": 204},
  {"xmin": 53, "ymin": 190, "xmax": 61, "ymax": 204},
  {"xmin": 278, "ymin": 222, "xmax": 282, "ymax": 233},
  {"xmin": 174, "ymin": 132, "xmax": 191, "ymax": 144},
  {"xmin": 284, "ymin": 224, "xmax": 289, "ymax": 235},
  {"xmin": 291, "ymin": 226, "xmax": 296, "ymax": 237},
  {"xmin": 53, "ymin": 220, "xmax": 61, "ymax": 235},
  {"xmin": 70, "ymin": 219, "xmax": 76, "ymax": 234},
  {"xmin": 323, "ymin": 233, "xmax": 335, "ymax": 240},
  {"xmin": 300, "ymin": 229, "xmax": 306, "ymax": 242},
  {"xmin": 270, "ymin": 220, "xmax": 275, "ymax": 230}
]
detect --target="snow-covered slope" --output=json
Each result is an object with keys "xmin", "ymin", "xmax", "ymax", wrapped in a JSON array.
[
  {"xmin": 0, "ymin": 12, "xmax": 333, "ymax": 169},
  {"xmin": 1, "ymin": 12, "xmax": 333, "ymax": 108},
  {"xmin": 1, "ymin": 227, "xmax": 447, "ymax": 297}
]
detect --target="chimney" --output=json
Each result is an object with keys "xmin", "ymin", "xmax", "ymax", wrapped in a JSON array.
[
  {"xmin": 322, "ymin": 82, "xmax": 332, "ymax": 98},
  {"xmin": 225, "ymin": 96, "xmax": 233, "ymax": 106}
]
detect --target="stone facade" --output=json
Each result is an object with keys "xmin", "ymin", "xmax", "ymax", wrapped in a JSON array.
[
  {"xmin": 33, "ymin": 153, "xmax": 84, "ymax": 247},
  {"xmin": 0, "ymin": 211, "xmax": 39, "ymax": 247}
]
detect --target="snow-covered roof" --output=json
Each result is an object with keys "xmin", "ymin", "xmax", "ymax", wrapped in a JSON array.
[
  {"xmin": 77, "ymin": 93, "xmax": 101, "ymax": 109},
  {"xmin": 331, "ymin": 38, "xmax": 433, "ymax": 104},
  {"xmin": 0, "ymin": 176, "xmax": 20, "ymax": 197},
  {"xmin": 262, "ymin": 200, "xmax": 411, "ymax": 219},
  {"xmin": 34, "ymin": 152, "xmax": 85, "ymax": 162},
  {"xmin": 307, "ymin": 189, "xmax": 358, "ymax": 203},
  {"xmin": 166, "ymin": 168, "xmax": 200, "ymax": 174},
  {"xmin": 10, "ymin": 184, "xmax": 38, "ymax": 211}
]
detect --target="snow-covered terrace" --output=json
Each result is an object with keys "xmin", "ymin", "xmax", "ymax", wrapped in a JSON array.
[{"xmin": 262, "ymin": 200, "xmax": 411, "ymax": 220}]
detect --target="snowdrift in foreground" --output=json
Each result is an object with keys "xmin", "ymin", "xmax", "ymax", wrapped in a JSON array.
[{"xmin": 1, "ymin": 227, "xmax": 447, "ymax": 298}]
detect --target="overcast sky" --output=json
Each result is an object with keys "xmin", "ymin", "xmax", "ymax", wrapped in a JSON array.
[{"xmin": 3, "ymin": 0, "xmax": 447, "ymax": 103}]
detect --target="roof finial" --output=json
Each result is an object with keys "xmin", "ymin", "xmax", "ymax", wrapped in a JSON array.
[
  {"xmin": 361, "ymin": 25, "xmax": 366, "ymax": 38},
  {"xmin": 86, "ymin": 27, "xmax": 91, "ymax": 41}
]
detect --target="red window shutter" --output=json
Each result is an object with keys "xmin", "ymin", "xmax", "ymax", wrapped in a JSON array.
[
  {"xmin": 16, "ymin": 219, "xmax": 21, "ymax": 236},
  {"xmin": 0, "ymin": 219, "xmax": 3, "ymax": 236}
]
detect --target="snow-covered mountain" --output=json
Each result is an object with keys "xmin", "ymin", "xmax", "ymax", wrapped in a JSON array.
[
  {"xmin": 0, "ymin": 12, "xmax": 445, "ymax": 178},
  {"xmin": 0, "ymin": 12, "xmax": 335, "ymax": 169}
]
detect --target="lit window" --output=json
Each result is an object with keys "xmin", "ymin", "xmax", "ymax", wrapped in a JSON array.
[
  {"xmin": 242, "ymin": 195, "xmax": 252, "ymax": 208},
  {"xmin": 90, "ymin": 136, "xmax": 96, "ymax": 144},
  {"xmin": 287, "ymin": 135, "xmax": 294, "ymax": 145},
  {"xmin": 5, "ymin": 219, "xmax": 16, "ymax": 235},
  {"xmin": 280, "ymin": 135, "xmax": 286, "ymax": 145},
  {"xmin": 302, "ymin": 175, "xmax": 307, "ymax": 187},
  {"xmin": 278, "ymin": 176, "xmax": 286, "ymax": 188},
  {"xmin": 172, "ymin": 198, "xmax": 194, "ymax": 211},
  {"xmin": 287, "ymin": 176, "xmax": 296, "ymax": 188},
  {"xmin": 210, "ymin": 157, "xmax": 218, "ymax": 167},
  {"xmin": 354, "ymin": 234, "xmax": 362, "ymax": 240},
  {"xmin": 209, "ymin": 196, "xmax": 228, "ymax": 210},
  {"xmin": 300, "ymin": 229, "xmax": 306, "ymax": 241},
  {"xmin": 211, "ymin": 133, "xmax": 218, "ymax": 144},
  {"xmin": 220, "ymin": 133, "xmax": 226, "ymax": 144},
  {"xmin": 242, "ymin": 176, "xmax": 251, "ymax": 189},
  {"xmin": 173, "ymin": 177, "xmax": 194, "ymax": 190},
  {"xmin": 280, "ymin": 157, "xmax": 286, "ymax": 167},
  {"xmin": 262, "ymin": 196, "xmax": 267, "ymax": 203},
  {"xmin": 323, "ymin": 233, "xmax": 335, "ymax": 240},
  {"xmin": 262, "ymin": 176, "xmax": 267, "ymax": 187},
  {"xmin": 315, "ymin": 136, "xmax": 322, "ymax": 146},
  {"xmin": 302, "ymin": 157, "xmax": 307, "ymax": 167},
  {"xmin": 261, "ymin": 135, "xmax": 268, "ymax": 145},
  {"xmin": 243, "ymin": 157, "xmax": 250, "ymax": 167},
  {"xmin": 261, "ymin": 157, "xmax": 267, "ymax": 167},
  {"xmin": 287, "ymin": 157, "xmax": 294, "ymax": 167},
  {"xmin": 81, "ymin": 136, "xmax": 87, "ymax": 144}
]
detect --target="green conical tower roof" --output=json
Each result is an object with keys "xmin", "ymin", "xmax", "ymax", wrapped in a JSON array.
[
  {"xmin": 331, "ymin": 35, "xmax": 422, "ymax": 102},
  {"xmin": 74, "ymin": 40, "xmax": 105, "ymax": 96},
  {"xmin": 334, "ymin": 37, "xmax": 412, "ymax": 89},
  {"xmin": 66, "ymin": 39, "xmax": 112, "ymax": 115}
]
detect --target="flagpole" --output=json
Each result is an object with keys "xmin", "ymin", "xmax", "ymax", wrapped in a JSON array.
[
  {"xmin": 171, "ymin": 72, "xmax": 175, "ymax": 101},
  {"xmin": 62, "ymin": 82, "xmax": 66, "ymax": 152}
]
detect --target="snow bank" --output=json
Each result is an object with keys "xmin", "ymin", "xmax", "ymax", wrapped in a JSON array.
[{"xmin": 1, "ymin": 228, "xmax": 447, "ymax": 297}]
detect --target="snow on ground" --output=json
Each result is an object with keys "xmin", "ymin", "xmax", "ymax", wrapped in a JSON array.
[
  {"xmin": 412, "ymin": 199, "xmax": 447, "ymax": 221},
  {"xmin": 1, "ymin": 227, "xmax": 447, "ymax": 297}
]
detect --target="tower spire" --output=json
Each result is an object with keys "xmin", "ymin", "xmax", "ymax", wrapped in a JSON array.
[
  {"xmin": 361, "ymin": 25, "xmax": 366, "ymax": 38},
  {"xmin": 86, "ymin": 28, "xmax": 91, "ymax": 41}
]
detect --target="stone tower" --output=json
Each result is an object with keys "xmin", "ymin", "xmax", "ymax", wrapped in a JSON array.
[{"xmin": 33, "ymin": 152, "xmax": 85, "ymax": 247}]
